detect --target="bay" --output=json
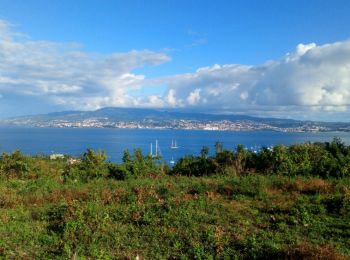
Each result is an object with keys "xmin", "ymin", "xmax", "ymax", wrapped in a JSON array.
[{"xmin": 0, "ymin": 127, "xmax": 350, "ymax": 163}]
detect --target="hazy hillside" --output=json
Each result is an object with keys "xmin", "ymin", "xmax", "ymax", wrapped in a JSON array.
[{"xmin": 1, "ymin": 107, "xmax": 350, "ymax": 132}]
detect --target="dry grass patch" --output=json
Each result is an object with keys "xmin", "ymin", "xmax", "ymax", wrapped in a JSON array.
[
  {"xmin": 100, "ymin": 188, "xmax": 127, "ymax": 204},
  {"xmin": 0, "ymin": 187, "xmax": 18, "ymax": 208},
  {"xmin": 204, "ymin": 191, "xmax": 221, "ymax": 201},
  {"xmin": 262, "ymin": 186, "xmax": 298, "ymax": 211},
  {"xmin": 0, "ymin": 212, "xmax": 10, "ymax": 223},
  {"xmin": 49, "ymin": 188, "xmax": 91, "ymax": 203},
  {"xmin": 284, "ymin": 243, "xmax": 346, "ymax": 260},
  {"xmin": 133, "ymin": 186, "xmax": 159, "ymax": 204},
  {"xmin": 263, "ymin": 186, "xmax": 284, "ymax": 196},
  {"xmin": 296, "ymin": 178, "xmax": 333, "ymax": 194},
  {"xmin": 22, "ymin": 188, "xmax": 91, "ymax": 206},
  {"xmin": 228, "ymin": 199, "xmax": 253, "ymax": 213},
  {"xmin": 276, "ymin": 177, "xmax": 333, "ymax": 195}
]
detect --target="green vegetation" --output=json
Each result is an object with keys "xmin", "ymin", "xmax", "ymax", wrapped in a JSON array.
[{"xmin": 0, "ymin": 138, "xmax": 350, "ymax": 259}]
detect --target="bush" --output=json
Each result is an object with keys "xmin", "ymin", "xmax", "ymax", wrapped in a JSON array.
[
  {"xmin": 0, "ymin": 151, "xmax": 32, "ymax": 178},
  {"xmin": 171, "ymin": 155, "xmax": 216, "ymax": 177},
  {"xmin": 107, "ymin": 163, "xmax": 129, "ymax": 180},
  {"xmin": 63, "ymin": 149, "xmax": 109, "ymax": 182},
  {"xmin": 120, "ymin": 148, "xmax": 164, "ymax": 177}
]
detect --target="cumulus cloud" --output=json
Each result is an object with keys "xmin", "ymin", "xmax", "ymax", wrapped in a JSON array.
[
  {"xmin": 187, "ymin": 88, "xmax": 201, "ymax": 105},
  {"xmin": 0, "ymin": 20, "xmax": 170, "ymax": 115},
  {"xmin": 166, "ymin": 89, "xmax": 178, "ymax": 107},
  {"xmin": 160, "ymin": 64, "xmax": 261, "ymax": 110},
  {"xmin": 161, "ymin": 40, "xmax": 350, "ymax": 119},
  {"xmin": 1, "ymin": 18, "xmax": 350, "ymax": 120}
]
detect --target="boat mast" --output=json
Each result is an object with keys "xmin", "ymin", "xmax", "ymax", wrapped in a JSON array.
[
  {"xmin": 155, "ymin": 140, "xmax": 158, "ymax": 156},
  {"xmin": 171, "ymin": 139, "xmax": 178, "ymax": 149}
]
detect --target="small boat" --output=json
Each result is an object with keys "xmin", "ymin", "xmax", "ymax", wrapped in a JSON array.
[
  {"xmin": 149, "ymin": 142, "xmax": 153, "ymax": 157},
  {"xmin": 170, "ymin": 139, "xmax": 179, "ymax": 149},
  {"xmin": 170, "ymin": 157, "xmax": 175, "ymax": 165},
  {"xmin": 150, "ymin": 140, "xmax": 161, "ymax": 157}
]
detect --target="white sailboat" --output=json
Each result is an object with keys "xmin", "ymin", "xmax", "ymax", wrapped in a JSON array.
[
  {"xmin": 150, "ymin": 140, "xmax": 161, "ymax": 157},
  {"xmin": 170, "ymin": 139, "xmax": 179, "ymax": 149},
  {"xmin": 170, "ymin": 156, "xmax": 175, "ymax": 165},
  {"xmin": 149, "ymin": 142, "xmax": 153, "ymax": 157}
]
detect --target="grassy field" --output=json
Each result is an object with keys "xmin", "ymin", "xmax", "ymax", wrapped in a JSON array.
[{"xmin": 0, "ymin": 154, "xmax": 349, "ymax": 259}]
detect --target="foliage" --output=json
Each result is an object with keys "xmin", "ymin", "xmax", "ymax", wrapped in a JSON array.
[
  {"xmin": 171, "ymin": 150, "xmax": 216, "ymax": 177},
  {"xmin": 0, "ymin": 151, "xmax": 31, "ymax": 178},
  {"xmin": 63, "ymin": 149, "xmax": 109, "ymax": 182},
  {"xmin": 169, "ymin": 138, "xmax": 350, "ymax": 179},
  {"xmin": 119, "ymin": 148, "xmax": 165, "ymax": 177},
  {"xmin": 0, "ymin": 138, "xmax": 350, "ymax": 258}
]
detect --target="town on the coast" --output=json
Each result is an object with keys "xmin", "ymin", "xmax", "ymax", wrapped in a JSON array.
[{"xmin": 6, "ymin": 118, "xmax": 340, "ymax": 132}]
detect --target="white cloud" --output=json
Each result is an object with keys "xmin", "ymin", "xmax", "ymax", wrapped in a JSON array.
[
  {"xmin": 166, "ymin": 89, "xmax": 178, "ymax": 107},
  {"xmin": 1, "ymin": 19, "xmax": 350, "ymax": 121},
  {"xmin": 145, "ymin": 95, "xmax": 165, "ymax": 107},
  {"xmin": 240, "ymin": 91, "xmax": 248, "ymax": 100},
  {"xmin": 187, "ymin": 88, "xmax": 201, "ymax": 105},
  {"xmin": 161, "ymin": 40, "xmax": 350, "ymax": 119},
  {"xmin": 0, "ymin": 20, "xmax": 170, "ymax": 114}
]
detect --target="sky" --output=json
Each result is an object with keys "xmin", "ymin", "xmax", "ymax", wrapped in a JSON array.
[{"xmin": 1, "ymin": 0, "xmax": 350, "ymax": 121}]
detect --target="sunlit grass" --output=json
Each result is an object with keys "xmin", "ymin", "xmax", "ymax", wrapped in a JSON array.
[{"xmin": 0, "ymin": 172, "xmax": 349, "ymax": 259}]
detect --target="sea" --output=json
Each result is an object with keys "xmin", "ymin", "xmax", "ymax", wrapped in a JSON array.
[{"xmin": 0, "ymin": 127, "xmax": 350, "ymax": 163}]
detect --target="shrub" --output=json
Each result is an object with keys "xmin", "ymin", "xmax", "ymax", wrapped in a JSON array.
[
  {"xmin": 107, "ymin": 163, "xmax": 129, "ymax": 180},
  {"xmin": 0, "ymin": 151, "xmax": 31, "ymax": 178},
  {"xmin": 171, "ymin": 155, "xmax": 216, "ymax": 177},
  {"xmin": 120, "ymin": 148, "xmax": 164, "ymax": 177},
  {"xmin": 63, "ymin": 149, "xmax": 109, "ymax": 182}
]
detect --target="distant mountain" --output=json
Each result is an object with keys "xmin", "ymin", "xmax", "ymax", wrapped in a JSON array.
[{"xmin": 1, "ymin": 107, "xmax": 350, "ymax": 132}]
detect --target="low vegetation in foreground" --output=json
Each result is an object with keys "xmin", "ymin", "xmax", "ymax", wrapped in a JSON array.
[{"xmin": 0, "ymin": 138, "xmax": 350, "ymax": 259}]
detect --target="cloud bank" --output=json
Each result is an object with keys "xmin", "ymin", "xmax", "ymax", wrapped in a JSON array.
[
  {"xmin": 162, "ymin": 41, "xmax": 350, "ymax": 119},
  {"xmin": 0, "ymin": 20, "xmax": 170, "ymax": 115},
  {"xmin": 1, "ymin": 19, "xmax": 350, "ymax": 120}
]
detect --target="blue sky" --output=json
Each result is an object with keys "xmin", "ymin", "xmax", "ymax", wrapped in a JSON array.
[{"xmin": 1, "ymin": 0, "xmax": 350, "ymax": 121}]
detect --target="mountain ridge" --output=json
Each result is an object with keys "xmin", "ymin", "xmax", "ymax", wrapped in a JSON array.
[{"xmin": 1, "ymin": 107, "xmax": 350, "ymax": 132}]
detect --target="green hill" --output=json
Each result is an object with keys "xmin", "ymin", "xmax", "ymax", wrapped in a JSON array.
[{"xmin": 0, "ymin": 139, "xmax": 349, "ymax": 259}]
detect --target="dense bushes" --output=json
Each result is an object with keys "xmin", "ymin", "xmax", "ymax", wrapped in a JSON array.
[
  {"xmin": 2, "ymin": 138, "xmax": 350, "ymax": 180},
  {"xmin": 171, "ymin": 138, "xmax": 350, "ymax": 178},
  {"xmin": 259, "ymin": 138, "xmax": 350, "ymax": 178},
  {"xmin": 171, "ymin": 147, "xmax": 217, "ymax": 177},
  {"xmin": 63, "ymin": 148, "xmax": 165, "ymax": 182}
]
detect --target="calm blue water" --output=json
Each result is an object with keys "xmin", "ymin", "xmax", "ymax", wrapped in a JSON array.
[{"xmin": 0, "ymin": 127, "xmax": 350, "ymax": 163}]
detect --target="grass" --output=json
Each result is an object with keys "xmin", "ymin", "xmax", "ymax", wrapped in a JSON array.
[{"xmin": 0, "ymin": 166, "xmax": 350, "ymax": 259}]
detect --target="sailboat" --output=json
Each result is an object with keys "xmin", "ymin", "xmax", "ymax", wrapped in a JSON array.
[
  {"xmin": 149, "ymin": 142, "xmax": 153, "ymax": 157},
  {"xmin": 170, "ymin": 156, "xmax": 175, "ymax": 165},
  {"xmin": 170, "ymin": 139, "xmax": 179, "ymax": 149},
  {"xmin": 150, "ymin": 140, "xmax": 161, "ymax": 157}
]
